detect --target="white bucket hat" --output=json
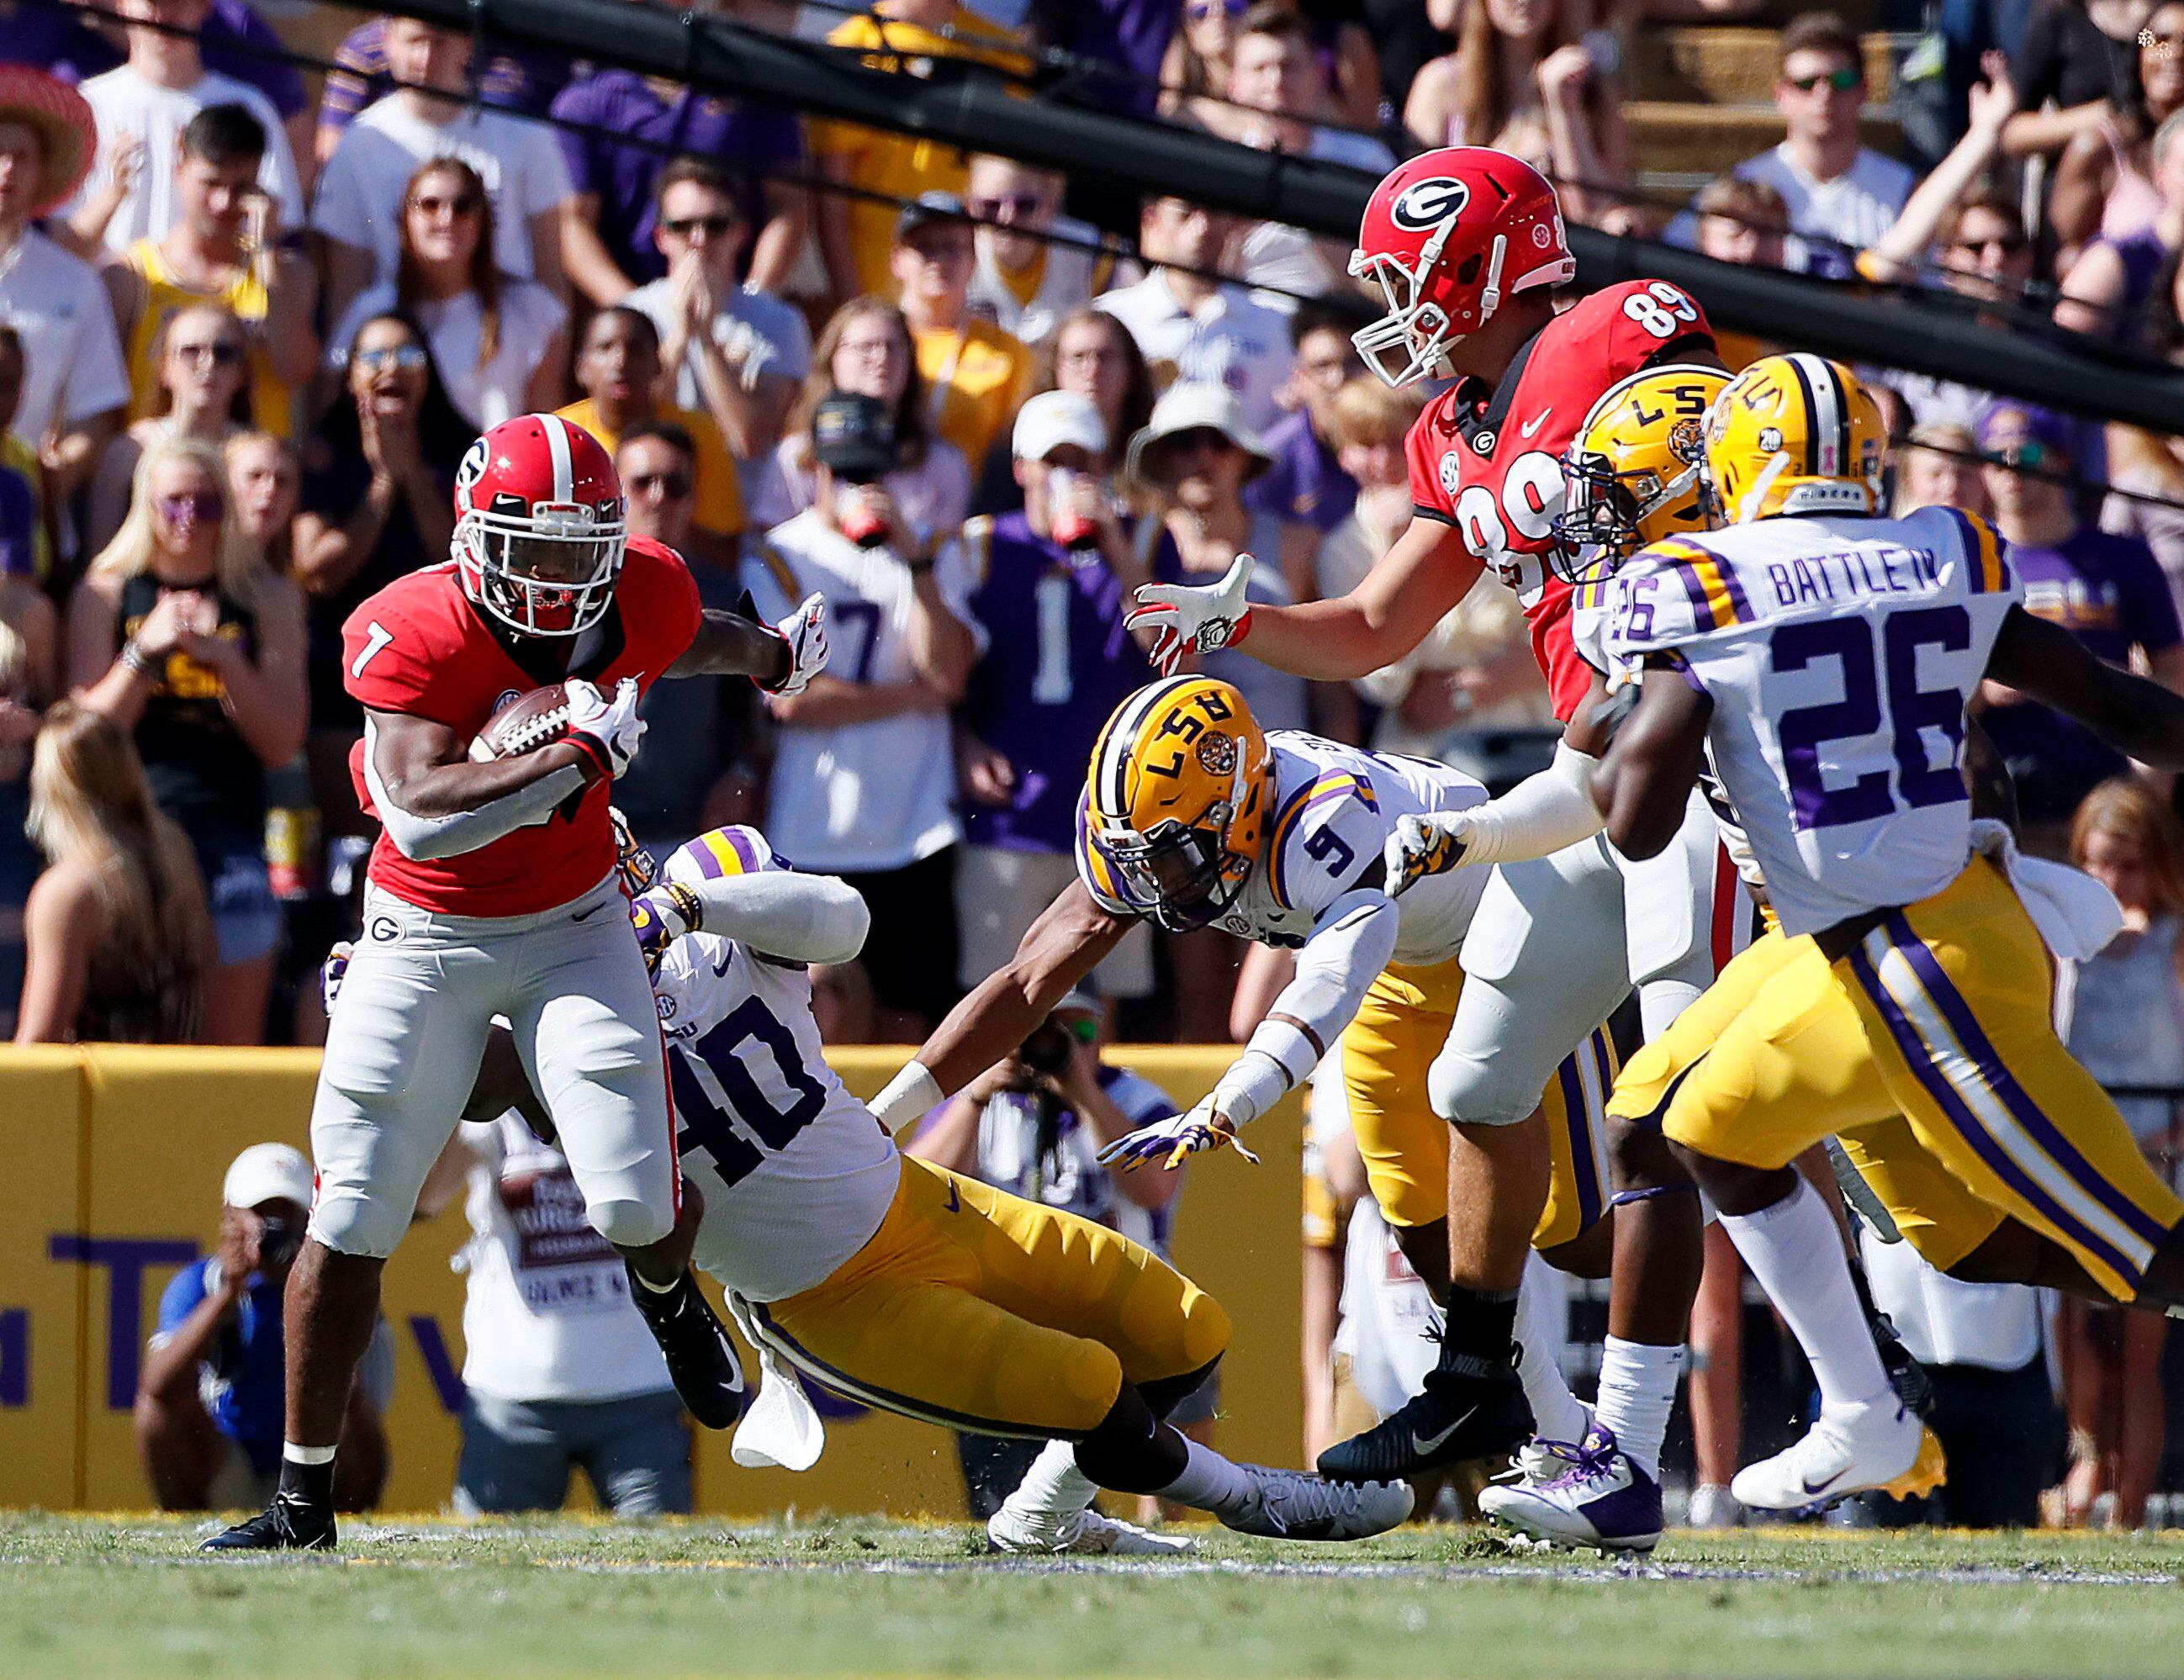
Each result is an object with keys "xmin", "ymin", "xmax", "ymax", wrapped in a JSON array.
[{"xmin": 1125, "ymin": 381, "xmax": 1273, "ymax": 490}]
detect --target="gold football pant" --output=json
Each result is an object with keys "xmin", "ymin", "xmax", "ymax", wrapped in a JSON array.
[
  {"xmin": 1609, "ymin": 858, "xmax": 2182, "ymax": 1301},
  {"xmin": 744, "ymin": 1156, "xmax": 1230, "ymax": 1438},
  {"xmin": 1342, "ymin": 955, "xmax": 1618, "ymax": 1249}
]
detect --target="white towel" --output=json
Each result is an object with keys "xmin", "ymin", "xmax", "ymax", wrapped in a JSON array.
[
  {"xmin": 1969, "ymin": 820, "xmax": 2124, "ymax": 963},
  {"xmin": 725, "ymin": 1295, "xmax": 827, "ymax": 1472}
]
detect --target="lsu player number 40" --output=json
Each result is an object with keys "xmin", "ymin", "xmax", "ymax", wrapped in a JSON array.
[
  {"xmin": 1594, "ymin": 353, "xmax": 2184, "ymax": 1512},
  {"xmin": 452, "ymin": 821, "xmax": 1417, "ymax": 1551}
]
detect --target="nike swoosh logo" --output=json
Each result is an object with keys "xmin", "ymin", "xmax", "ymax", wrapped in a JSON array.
[
  {"xmin": 1520, "ymin": 409, "xmax": 1553, "ymax": 440},
  {"xmin": 1801, "ymin": 1469, "xmax": 1844, "ymax": 1496},
  {"xmin": 1410, "ymin": 1418, "xmax": 1463, "ymax": 1455},
  {"xmin": 711, "ymin": 948, "xmax": 733, "ymax": 977},
  {"xmin": 944, "ymin": 1180, "xmax": 962, "ymax": 1212}
]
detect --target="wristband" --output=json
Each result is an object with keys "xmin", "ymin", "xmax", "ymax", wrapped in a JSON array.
[
  {"xmin": 119, "ymin": 642, "xmax": 158, "ymax": 679},
  {"xmin": 564, "ymin": 730, "xmax": 614, "ymax": 785},
  {"xmin": 870, "ymin": 1060, "xmax": 943, "ymax": 1133}
]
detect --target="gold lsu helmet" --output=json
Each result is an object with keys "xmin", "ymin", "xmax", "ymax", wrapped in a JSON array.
[
  {"xmin": 1087, "ymin": 676, "xmax": 1273, "ymax": 932},
  {"xmin": 1551, "ymin": 362, "xmax": 1728, "ymax": 581},
  {"xmin": 1705, "ymin": 352, "xmax": 1885, "ymax": 524}
]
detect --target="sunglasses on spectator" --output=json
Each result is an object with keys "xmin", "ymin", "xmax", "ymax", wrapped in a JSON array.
[
  {"xmin": 1162, "ymin": 427, "xmax": 1237, "ymax": 456},
  {"xmin": 1785, "ymin": 67, "xmax": 1862, "ymax": 92},
  {"xmin": 172, "ymin": 340, "xmax": 245, "ymax": 367},
  {"xmin": 156, "ymin": 492, "xmax": 225, "ymax": 522},
  {"xmin": 1185, "ymin": 0, "xmax": 1248, "ymax": 18},
  {"xmin": 627, "ymin": 470, "xmax": 695, "ymax": 499},
  {"xmin": 356, "ymin": 345, "xmax": 428, "ymax": 372},
  {"xmin": 967, "ymin": 193, "xmax": 1045, "ymax": 221},
  {"xmin": 1951, "ymin": 231, "xmax": 2027, "ymax": 255},
  {"xmin": 662, "ymin": 214, "xmax": 737, "ymax": 238},
  {"xmin": 410, "ymin": 192, "xmax": 483, "ymax": 217},
  {"xmin": 1994, "ymin": 442, "xmax": 2049, "ymax": 469}
]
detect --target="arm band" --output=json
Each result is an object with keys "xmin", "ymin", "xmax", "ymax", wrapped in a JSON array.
[{"xmin": 1446, "ymin": 739, "xmax": 1605, "ymax": 868}]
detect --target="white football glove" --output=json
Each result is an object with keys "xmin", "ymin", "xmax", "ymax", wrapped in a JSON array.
[
  {"xmin": 320, "ymin": 939, "xmax": 353, "ymax": 1014},
  {"xmin": 563, "ymin": 676, "xmax": 645, "ymax": 781},
  {"xmin": 1095, "ymin": 1096, "xmax": 1261, "ymax": 1172},
  {"xmin": 764, "ymin": 592, "xmax": 830, "ymax": 698},
  {"xmin": 1125, "ymin": 554, "xmax": 1255, "ymax": 676},
  {"xmin": 1383, "ymin": 811, "xmax": 1477, "ymax": 898}
]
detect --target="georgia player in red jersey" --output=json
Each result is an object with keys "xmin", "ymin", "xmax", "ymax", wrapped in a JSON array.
[
  {"xmin": 1130, "ymin": 149, "xmax": 1743, "ymax": 1509},
  {"xmin": 207, "ymin": 413, "xmax": 828, "ymax": 1553}
]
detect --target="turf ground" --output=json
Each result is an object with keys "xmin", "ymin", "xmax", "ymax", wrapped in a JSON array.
[{"xmin": 6, "ymin": 1515, "xmax": 2184, "ymax": 1678}]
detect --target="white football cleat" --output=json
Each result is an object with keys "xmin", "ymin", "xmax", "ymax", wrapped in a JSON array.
[
  {"xmin": 986, "ymin": 1504, "xmax": 1197, "ymax": 1556},
  {"xmin": 1221, "ymin": 1466, "xmax": 1415, "ymax": 1541},
  {"xmin": 1478, "ymin": 1427, "xmax": 1662, "ymax": 1554},
  {"xmin": 1729, "ymin": 1400, "xmax": 1929, "ymax": 1512}
]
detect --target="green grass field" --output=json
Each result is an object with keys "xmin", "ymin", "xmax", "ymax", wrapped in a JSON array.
[{"xmin": 6, "ymin": 1515, "xmax": 2184, "ymax": 1678}]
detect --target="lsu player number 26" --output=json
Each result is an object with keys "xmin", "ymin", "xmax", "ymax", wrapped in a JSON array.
[
  {"xmin": 467, "ymin": 822, "xmax": 1416, "ymax": 1551},
  {"xmin": 1595, "ymin": 353, "xmax": 2184, "ymax": 1512}
]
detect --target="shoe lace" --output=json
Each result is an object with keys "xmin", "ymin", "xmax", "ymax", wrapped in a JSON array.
[{"xmin": 1541, "ymin": 1434, "xmax": 1619, "ymax": 1492}]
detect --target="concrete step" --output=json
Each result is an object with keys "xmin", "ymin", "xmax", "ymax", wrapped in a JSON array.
[
  {"xmin": 1626, "ymin": 27, "xmax": 1899, "ymax": 105},
  {"xmin": 1625, "ymin": 99, "xmax": 1903, "ymax": 179}
]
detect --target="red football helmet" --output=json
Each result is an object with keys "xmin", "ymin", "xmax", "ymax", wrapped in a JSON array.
[
  {"xmin": 453, "ymin": 413, "xmax": 626, "ymax": 637},
  {"xmin": 1350, "ymin": 147, "xmax": 1574, "ymax": 388}
]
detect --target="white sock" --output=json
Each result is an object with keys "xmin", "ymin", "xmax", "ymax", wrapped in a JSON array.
[
  {"xmin": 283, "ymin": 1442, "xmax": 336, "ymax": 1466},
  {"xmin": 1000, "ymin": 1440, "xmax": 1099, "ymax": 1524},
  {"xmin": 632, "ymin": 1268, "xmax": 679, "ymax": 1294},
  {"xmin": 1594, "ymin": 1335, "xmax": 1686, "ymax": 1479},
  {"xmin": 1515, "ymin": 1270, "xmax": 1591, "ymax": 1443},
  {"xmin": 1718, "ymin": 1179, "xmax": 1891, "ymax": 1415},
  {"xmin": 1155, "ymin": 1437, "xmax": 1255, "ymax": 1519}
]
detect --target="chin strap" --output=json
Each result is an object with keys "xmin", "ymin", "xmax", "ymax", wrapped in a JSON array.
[{"xmin": 1478, "ymin": 233, "xmax": 1508, "ymax": 321}]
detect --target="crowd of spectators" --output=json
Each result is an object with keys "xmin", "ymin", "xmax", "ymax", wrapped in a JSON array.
[{"xmin": 4, "ymin": 0, "xmax": 2184, "ymax": 1527}]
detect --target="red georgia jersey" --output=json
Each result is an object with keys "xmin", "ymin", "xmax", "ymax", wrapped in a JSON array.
[
  {"xmin": 343, "ymin": 535, "xmax": 704, "ymax": 916},
  {"xmin": 1405, "ymin": 278, "xmax": 1713, "ymax": 720}
]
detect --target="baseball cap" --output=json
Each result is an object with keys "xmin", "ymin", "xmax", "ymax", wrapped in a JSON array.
[
  {"xmin": 1978, "ymin": 402, "xmax": 2076, "ymax": 465},
  {"xmin": 896, "ymin": 190, "xmax": 970, "ymax": 242},
  {"xmin": 223, "ymin": 1143, "xmax": 314, "ymax": 1212},
  {"xmin": 1013, "ymin": 390, "xmax": 1108, "ymax": 462},
  {"xmin": 811, "ymin": 390, "xmax": 898, "ymax": 482}
]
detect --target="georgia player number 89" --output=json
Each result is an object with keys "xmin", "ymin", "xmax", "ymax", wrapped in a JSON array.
[{"xmin": 1621, "ymin": 282, "xmax": 1700, "ymax": 339}]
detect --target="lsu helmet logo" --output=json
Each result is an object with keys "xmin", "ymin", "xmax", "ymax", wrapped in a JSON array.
[
  {"xmin": 1195, "ymin": 731, "xmax": 1238, "ymax": 776},
  {"xmin": 1390, "ymin": 177, "xmax": 1469, "ymax": 232},
  {"xmin": 1668, "ymin": 418, "xmax": 1705, "ymax": 464}
]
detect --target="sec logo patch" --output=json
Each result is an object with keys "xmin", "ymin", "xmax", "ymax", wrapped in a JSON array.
[
  {"xmin": 1439, "ymin": 451, "xmax": 1462, "ymax": 496},
  {"xmin": 656, "ymin": 994, "xmax": 678, "ymax": 1022}
]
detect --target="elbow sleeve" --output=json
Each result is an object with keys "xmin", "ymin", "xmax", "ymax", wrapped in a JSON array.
[
  {"xmin": 1217, "ymin": 892, "xmax": 1399, "ymax": 1127},
  {"xmin": 364, "ymin": 723, "xmax": 584, "ymax": 861}
]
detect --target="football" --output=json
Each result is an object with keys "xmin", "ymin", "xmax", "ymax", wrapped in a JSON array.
[{"xmin": 468, "ymin": 684, "xmax": 574, "ymax": 761}]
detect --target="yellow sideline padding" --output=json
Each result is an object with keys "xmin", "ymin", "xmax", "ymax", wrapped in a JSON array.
[{"xmin": 0, "ymin": 1045, "xmax": 1302, "ymax": 1515}]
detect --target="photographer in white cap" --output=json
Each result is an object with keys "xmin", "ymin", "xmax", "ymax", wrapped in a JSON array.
[{"xmin": 138, "ymin": 1144, "xmax": 389, "ymax": 1512}]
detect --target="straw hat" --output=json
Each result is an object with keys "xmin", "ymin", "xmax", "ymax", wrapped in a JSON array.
[{"xmin": 0, "ymin": 66, "xmax": 96, "ymax": 219}]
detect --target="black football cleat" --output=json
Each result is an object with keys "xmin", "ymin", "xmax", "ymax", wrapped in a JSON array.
[
  {"xmin": 200, "ymin": 1493, "xmax": 336, "ymax": 1553},
  {"xmin": 1317, "ymin": 1337, "xmax": 1534, "ymax": 1483},
  {"xmin": 627, "ymin": 1265, "xmax": 748, "ymax": 1429}
]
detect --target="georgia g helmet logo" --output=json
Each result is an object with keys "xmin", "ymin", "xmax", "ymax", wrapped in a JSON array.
[
  {"xmin": 1389, "ymin": 177, "xmax": 1469, "ymax": 233},
  {"xmin": 455, "ymin": 435, "xmax": 490, "ymax": 498}
]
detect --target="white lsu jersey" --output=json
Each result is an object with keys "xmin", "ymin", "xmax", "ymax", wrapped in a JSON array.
[
  {"xmin": 651, "ymin": 826, "xmax": 902, "ymax": 1302},
  {"xmin": 1076, "ymin": 732, "xmax": 1491, "ymax": 964},
  {"xmin": 1604, "ymin": 505, "xmax": 2022, "ymax": 937}
]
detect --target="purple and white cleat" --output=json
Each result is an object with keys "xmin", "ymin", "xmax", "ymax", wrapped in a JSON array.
[{"xmin": 1477, "ymin": 1426, "xmax": 1663, "ymax": 1555}]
